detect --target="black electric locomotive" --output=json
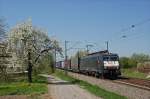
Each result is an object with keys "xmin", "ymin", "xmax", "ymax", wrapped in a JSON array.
[{"xmin": 56, "ymin": 50, "xmax": 121, "ymax": 78}]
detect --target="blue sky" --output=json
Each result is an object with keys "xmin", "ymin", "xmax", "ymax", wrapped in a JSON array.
[{"xmin": 1, "ymin": 0, "xmax": 150, "ymax": 57}]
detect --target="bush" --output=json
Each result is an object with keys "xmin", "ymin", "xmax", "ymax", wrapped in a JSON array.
[
  {"xmin": 119, "ymin": 57, "xmax": 129, "ymax": 68},
  {"xmin": 119, "ymin": 57, "xmax": 137, "ymax": 68},
  {"xmin": 120, "ymin": 53, "xmax": 150, "ymax": 69},
  {"xmin": 33, "ymin": 53, "xmax": 54, "ymax": 75},
  {"xmin": 127, "ymin": 59, "xmax": 137, "ymax": 68}
]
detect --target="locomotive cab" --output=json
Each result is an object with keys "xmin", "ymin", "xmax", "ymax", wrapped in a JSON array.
[{"xmin": 102, "ymin": 54, "xmax": 121, "ymax": 77}]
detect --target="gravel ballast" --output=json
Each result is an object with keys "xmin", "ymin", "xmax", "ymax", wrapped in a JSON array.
[{"xmin": 68, "ymin": 72, "xmax": 150, "ymax": 99}]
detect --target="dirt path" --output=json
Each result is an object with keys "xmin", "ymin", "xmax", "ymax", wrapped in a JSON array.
[{"xmin": 46, "ymin": 75, "xmax": 101, "ymax": 99}]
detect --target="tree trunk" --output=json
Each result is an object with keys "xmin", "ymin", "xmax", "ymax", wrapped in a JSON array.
[
  {"xmin": 51, "ymin": 64, "xmax": 55, "ymax": 73},
  {"xmin": 51, "ymin": 57, "xmax": 55, "ymax": 73},
  {"xmin": 27, "ymin": 51, "xmax": 32, "ymax": 83}
]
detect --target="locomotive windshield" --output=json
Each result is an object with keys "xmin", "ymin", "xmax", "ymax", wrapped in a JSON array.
[
  {"xmin": 103, "ymin": 56, "xmax": 109, "ymax": 61},
  {"xmin": 110, "ymin": 56, "xmax": 118, "ymax": 61},
  {"xmin": 103, "ymin": 55, "xmax": 118, "ymax": 61}
]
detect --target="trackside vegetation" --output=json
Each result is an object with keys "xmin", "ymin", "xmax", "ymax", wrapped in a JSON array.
[
  {"xmin": 122, "ymin": 69, "xmax": 149, "ymax": 79},
  {"xmin": 120, "ymin": 53, "xmax": 150, "ymax": 79},
  {"xmin": 54, "ymin": 70, "xmax": 127, "ymax": 99},
  {"xmin": 120, "ymin": 53, "xmax": 150, "ymax": 68}
]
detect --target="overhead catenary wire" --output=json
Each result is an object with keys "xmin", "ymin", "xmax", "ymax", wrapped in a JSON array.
[
  {"xmin": 101, "ymin": 17, "xmax": 150, "ymax": 53},
  {"xmin": 121, "ymin": 18, "xmax": 150, "ymax": 37},
  {"xmin": 108, "ymin": 18, "xmax": 150, "ymax": 42}
]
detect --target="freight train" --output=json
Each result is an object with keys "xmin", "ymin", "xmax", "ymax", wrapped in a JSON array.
[{"xmin": 56, "ymin": 50, "xmax": 121, "ymax": 78}]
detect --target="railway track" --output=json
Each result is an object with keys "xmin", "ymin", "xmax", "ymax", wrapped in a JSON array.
[
  {"xmin": 86, "ymin": 74, "xmax": 150, "ymax": 91},
  {"xmin": 112, "ymin": 77, "xmax": 150, "ymax": 91},
  {"xmin": 74, "ymin": 71, "xmax": 150, "ymax": 91},
  {"xmin": 59, "ymin": 69, "xmax": 150, "ymax": 91},
  {"xmin": 65, "ymin": 70, "xmax": 150, "ymax": 99},
  {"xmin": 97, "ymin": 75, "xmax": 150, "ymax": 91}
]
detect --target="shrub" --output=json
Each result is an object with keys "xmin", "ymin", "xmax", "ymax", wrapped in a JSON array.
[
  {"xmin": 119, "ymin": 57, "xmax": 137, "ymax": 68},
  {"xmin": 120, "ymin": 53, "xmax": 150, "ymax": 69},
  {"xmin": 33, "ymin": 53, "xmax": 54, "ymax": 75}
]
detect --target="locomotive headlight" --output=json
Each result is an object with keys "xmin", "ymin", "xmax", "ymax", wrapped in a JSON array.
[{"xmin": 116, "ymin": 66, "xmax": 119, "ymax": 69}]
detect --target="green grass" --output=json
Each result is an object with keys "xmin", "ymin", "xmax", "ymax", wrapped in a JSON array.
[
  {"xmin": 0, "ymin": 82, "xmax": 47, "ymax": 96},
  {"xmin": 122, "ymin": 69, "xmax": 149, "ymax": 79},
  {"xmin": 0, "ymin": 75, "xmax": 48, "ymax": 96},
  {"xmin": 54, "ymin": 70, "xmax": 127, "ymax": 99},
  {"xmin": 32, "ymin": 75, "xmax": 48, "ymax": 83}
]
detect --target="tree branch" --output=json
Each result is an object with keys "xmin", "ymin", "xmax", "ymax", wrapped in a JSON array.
[{"xmin": 34, "ymin": 47, "xmax": 53, "ymax": 63}]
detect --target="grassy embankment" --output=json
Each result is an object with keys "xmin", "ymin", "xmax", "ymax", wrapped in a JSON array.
[
  {"xmin": 122, "ymin": 69, "xmax": 149, "ymax": 79},
  {"xmin": 0, "ymin": 75, "xmax": 48, "ymax": 96},
  {"xmin": 53, "ymin": 70, "xmax": 127, "ymax": 99}
]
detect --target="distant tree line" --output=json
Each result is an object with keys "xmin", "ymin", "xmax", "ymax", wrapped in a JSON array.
[{"xmin": 120, "ymin": 53, "xmax": 150, "ymax": 68}]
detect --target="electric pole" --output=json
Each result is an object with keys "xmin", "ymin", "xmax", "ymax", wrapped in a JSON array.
[
  {"xmin": 77, "ymin": 50, "xmax": 80, "ymax": 71},
  {"xmin": 52, "ymin": 49, "xmax": 56, "ymax": 73},
  {"xmin": 106, "ymin": 41, "xmax": 109, "ymax": 52},
  {"xmin": 65, "ymin": 40, "xmax": 69, "ymax": 75}
]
